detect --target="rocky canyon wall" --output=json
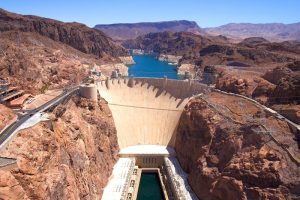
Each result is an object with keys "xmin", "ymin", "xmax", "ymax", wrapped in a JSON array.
[
  {"xmin": 175, "ymin": 92, "xmax": 300, "ymax": 200},
  {"xmin": 0, "ymin": 8, "xmax": 129, "ymax": 58},
  {"xmin": 0, "ymin": 96, "xmax": 119, "ymax": 200}
]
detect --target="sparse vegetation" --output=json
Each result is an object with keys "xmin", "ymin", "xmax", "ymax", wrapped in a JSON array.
[{"xmin": 40, "ymin": 83, "xmax": 48, "ymax": 94}]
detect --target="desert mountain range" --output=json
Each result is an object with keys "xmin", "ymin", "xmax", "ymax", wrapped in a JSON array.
[{"xmin": 95, "ymin": 20, "xmax": 300, "ymax": 42}]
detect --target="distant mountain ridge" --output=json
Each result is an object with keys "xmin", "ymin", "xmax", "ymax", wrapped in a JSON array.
[
  {"xmin": 94, "ymin": 20, "xmax": 205, "ymax": 41},
  {"xmin": 95, "ymin": 20, "xmax": 300, "ymax": 42},
  {"xmin": 204, "ymin": 22, "xmax": 300, "ymax": 42},
  {"xmin": 124, "ymin": 31, "xmax": 300, "ymax": 68}
]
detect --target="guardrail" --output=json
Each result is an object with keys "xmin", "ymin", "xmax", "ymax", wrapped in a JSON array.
[{"xmin": 210, "ymin": 88, "xmax": 300, "ymax": 166}]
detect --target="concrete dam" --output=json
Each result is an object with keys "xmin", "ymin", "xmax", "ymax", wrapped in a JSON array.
[
  {"xmin": 97, "ymin": 77, "xmax": 209, "ymax": 149},
  {"xmin": 97, "ymin": 77, "xmax": 209, "ymax": 200}
]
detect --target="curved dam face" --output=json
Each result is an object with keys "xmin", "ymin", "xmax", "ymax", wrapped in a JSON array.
[{"xmin": 97, "ymin": 78, "xmax": 209, "ymax": 149}]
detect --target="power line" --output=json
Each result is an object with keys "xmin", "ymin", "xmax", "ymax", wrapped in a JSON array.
[{"xmin": 108, "ymin": 103, "xmax": 183, "ymax": 112}]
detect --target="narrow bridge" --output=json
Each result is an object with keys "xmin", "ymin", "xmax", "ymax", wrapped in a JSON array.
[{"xmin": 97, "ymin": 77, "xmax": 210, "ymax": 149}]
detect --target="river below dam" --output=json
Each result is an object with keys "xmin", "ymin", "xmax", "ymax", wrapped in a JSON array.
[
  {"xmin": 137, "ymin": 172, "xmax": 165, "ymax": 200},
  {"xmin": 128, "ymin": 55, "xmax": 181, "ymax": 79}
]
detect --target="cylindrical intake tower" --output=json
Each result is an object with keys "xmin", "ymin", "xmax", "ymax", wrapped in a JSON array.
[{"xmin": 79, "ymin": 83, "xmax": 98, "ymax": 101}]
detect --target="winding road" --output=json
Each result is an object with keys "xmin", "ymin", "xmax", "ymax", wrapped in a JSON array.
[{"xmin": 0, "ymin": 86, "xmax": 79, "ymax": 149}]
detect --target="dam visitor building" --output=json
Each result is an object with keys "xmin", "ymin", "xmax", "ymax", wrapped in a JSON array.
[{"xmin": 94, "ymin": 77, "xmax": 206, "ymax": 200}]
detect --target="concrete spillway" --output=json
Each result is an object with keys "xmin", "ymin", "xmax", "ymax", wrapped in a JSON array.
[{"xmin": 97, "ymin": 78, "xmax": 209, "ymax": 149}]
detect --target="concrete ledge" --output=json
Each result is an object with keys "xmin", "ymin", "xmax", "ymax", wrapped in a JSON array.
[{"xmin": 119, "ymin": 145, "xmax": 176, "ymax": 157}]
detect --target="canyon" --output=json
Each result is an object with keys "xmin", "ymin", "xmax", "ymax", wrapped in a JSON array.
[
  {"xmin": 0, "ymin": 7, "xmax": 299, "ymax": 200},
  {"xmin": 0, "ymin": 80, "xmax": 299, "ymax": 199}
]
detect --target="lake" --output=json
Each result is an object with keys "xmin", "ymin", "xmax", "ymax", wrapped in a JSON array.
[{"xmin": 128, "ymin": 55, "xmax": 181, "ymax": 80}]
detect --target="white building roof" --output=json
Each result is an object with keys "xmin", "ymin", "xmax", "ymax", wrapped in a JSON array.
[
  {"xmin": 119, "ymin": 145, "xmax": 176, "ymax": 156},
  {"xmin": 101, "ymin": 158, "xmax": 135, "ymax": 200}
]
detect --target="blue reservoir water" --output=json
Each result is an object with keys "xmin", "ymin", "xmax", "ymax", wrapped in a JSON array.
[{"xmin": 128, "ymin": 55, "xmax": 181, "ymax": 80}]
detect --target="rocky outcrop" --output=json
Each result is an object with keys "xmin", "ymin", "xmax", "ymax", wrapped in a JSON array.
[
  {"xmin": 99, "ymin": 63, "xmax": 129, "ymax": 77},
  {"xmin": 123, "ymin": 31, "xmax": 212, "ymax": 58},
  {"xmin": 158, "ymin": 54, "xmax": 182, "ymax": 63},
  {"xmin": 271, "ymin": 104, "xmax": 300, "ymax": 124},
  {"xmin": 118, "ymin": 56, "xmax": 135, "ymax": 65},
  {"xmin": 0, "ymin": 96, "xmax": 119, "ymax": 199},
  {"xmin": 0, "ymin": 104, "xmax": 15, "ymax": 131},
  {"xmin": 252, "ymin": 78, "xmax": 277, "ymax": 104},
  {"xmin": 200, "ymin": 44, "xmax": 234, "ymax": 56},
  {"xmin": 287, "ymin": 60, "xmax": 300, "ymax": 71},
  {"xmin": 214, "ymin": 68, "xmax": 276, "ymax": 101},
  {"xmin": 0, "ymin": 8, "xmax": 129, "ymax": 58},
  {"xmin": 177, "ymin": 63, "xmax": 196, "ymax": 76},
  {"xmin": 263, "ymin": 66, "xmax": 294, "ymax": 85},
  {"xmin": 175, "ymin": 92, "xmax": 300, "ymax": 200},
  {"xmin": 263, "ymin": 67, "xmax": 300, "ymax": 104},
  {"xmin": 270, "ymin": 73, "xmax": 300, "ymax": 104}
]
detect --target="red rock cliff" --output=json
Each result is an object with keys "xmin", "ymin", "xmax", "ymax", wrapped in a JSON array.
[
  {"xmin": 0, "ymin": 8, "xmax": 129, "ymax": 58},
  {"xmin": 0, "ymin": 96, "xmax": 119, "ymax": 199},
  {"xmin": 175, "ymin": 92, "xmax": 300, "ymax": 200}
]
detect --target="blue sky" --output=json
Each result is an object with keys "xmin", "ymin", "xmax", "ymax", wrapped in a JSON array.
[{"xmin": 0, "ymin": 0, "xmax": 299, "ymax": 28}]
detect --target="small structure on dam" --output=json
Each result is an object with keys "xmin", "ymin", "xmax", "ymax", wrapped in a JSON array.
[
  {"xmin": 79, "ymin": 83, "xmax": 98, "ymax": 101},
  {"xmin": 98, "ymin": 77, "xmax": 209, "ymax": 200}
]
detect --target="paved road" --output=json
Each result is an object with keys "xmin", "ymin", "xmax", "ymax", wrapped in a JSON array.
[{"xmin": 0, "ymin": 86, "xmax": 78, "ymax": 148}]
